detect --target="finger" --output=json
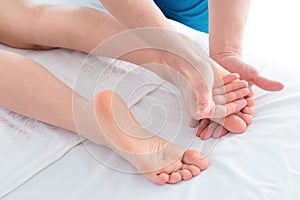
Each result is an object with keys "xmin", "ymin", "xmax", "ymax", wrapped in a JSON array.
[
  {"xmin": 253, "ymin": 75, "xmax": 284, "ymax": 91},
  {"xmin": 224, "ymin": 99, "xmax": 248, "ymax": 116},
  {"xmin": 214, "ymin": 73, "xmax": 240, "ymax": 87},
  {"xmin": 214, "ymin": 88, "xmax": 250, "ymax": 104},
  {"xmin": 247, "ymin": 87, "xmax": 254, "ymax": 97},
  {"xmin": 216, "ymin": 73, "xmax": 240, "ymax": 87},
  {"xmin": 213, "ymin": 80, "xmax": 248, "ymax": 95},
  {"xmin": 200, "ymin": 122, "xmax": 218, "ymax": 140},
  {"xmin": 246, "ymin": 97, "xmax": 255, "ymax": 106},
  {"xmin": 213, "ymin": 99, "xmax": 247, "ymax": 118},
  {"xmin": 212, "ymin": 125, "xmax": 229, "ymax": 138},
  {"xmin": 196, "ymin": 119, "xmax": 210, "ymax": 137}
]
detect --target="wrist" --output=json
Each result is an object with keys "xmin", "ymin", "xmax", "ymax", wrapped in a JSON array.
[
  {"xmin": 210, "ymin": 45, "xmax": 242, "ymax": 59},
  {"xmin": 209, "ymin": 46, "xmax": 243, "ymax": 68}
]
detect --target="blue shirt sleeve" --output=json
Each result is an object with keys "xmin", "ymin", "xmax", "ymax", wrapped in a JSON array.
[{"xmin": 153, "ymin": 0, "xmax": 209, "ymax": 33}]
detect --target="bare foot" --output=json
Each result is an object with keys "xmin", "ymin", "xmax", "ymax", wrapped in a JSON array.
[
  {"xmin": 144, "ymin": 56, "xmax": 252, "ymax": 139},
  {"xmin": 195, "ymin": 93, "xmax": 254, "ymax": 140},
  {"xmin": 189, "ymin": 73, "xmax": 250, "ymax": 134},
  {"xmin": 88, "ymin": 91, "xmax": 209, "ymax": 185},
  {"xmin": 188, "ymin": 61, "xmax": 255, "ymax": 139}
]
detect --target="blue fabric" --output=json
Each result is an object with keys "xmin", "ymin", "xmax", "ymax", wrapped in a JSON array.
[{"xmin": 154, "ymin": 0, "xmax": 209, "ymax": 33}]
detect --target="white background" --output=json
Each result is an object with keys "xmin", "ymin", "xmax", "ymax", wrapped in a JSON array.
[{"xmin": 244, "ymin": 0, "xmax": 300, "ymax": 68}]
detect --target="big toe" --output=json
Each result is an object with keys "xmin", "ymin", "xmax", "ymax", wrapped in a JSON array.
[
  {"xmin": 182, "ymin": 150, "xmax": 209, "ymax": 171},
  {"xmin": 214, "ymin": 115, "xmax": 246, "ymax": 134},
  {"xmin": 225, "ymin": 115, "xmax": 247, "ymax": 133}
]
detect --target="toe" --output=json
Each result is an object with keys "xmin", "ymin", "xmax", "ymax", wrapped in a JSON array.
[
  {"xmin": 213, "ymin": 115, "xmax": 246, "ymax": 134},
  {"xmin": 156, "ymin": 173, "xmax": 169, "ymax": 185},
  {"xmin": 161, "ymin": 160, "xmax": 183, "ymax": 175},
  {"xmin": 225, "ymin": 115, "xmax": 246, "ymax": 134},
  {"xmin": 242, "ymin": 106, "xmax": 254, "ymax": 115},
  {"xmin": 178, "ymin": 169, "xmax": 193, "ymax": 180},
  {"xmin": 182, "ymin": 164, "xmax": 201, "ymax": 176},
  {"xmin": 237, "ymin": 112, "xmax": 253, "ymax": 125},
  {"xmin": 200, "ymin": 122, "xmax": 218, "ymax": 140},
  {"xmin": 196, "ymin": 119, "xmax": 210, "ymax": 137},
  {"xmin": 146, "ymin": 172, "xmax": 169, "ymax": 185},
  {"xmin": 190, "ymin": 118, "xmax": 199, "ymax": 128},
  {"xmin": 168, "ymin": 172, "xmax": 182, "ymax": 184},
  {"xmin": 212, "ymin": 125, "xmax": 229, "ymax": 138},
  {"xmin": 183, "ymin": 150, "xmax": 209, "ymax": 171}
]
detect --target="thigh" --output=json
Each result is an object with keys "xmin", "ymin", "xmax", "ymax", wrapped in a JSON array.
[{"xmin": 0, "ymin": 0, "xmax": 54, "ymax": 49}]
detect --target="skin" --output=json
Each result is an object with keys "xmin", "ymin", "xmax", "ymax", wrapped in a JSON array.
[
  {"xmin": 196, "ymin": 0, "xmax": 284, "ymax": 138},
  {"xmin": 0, "ymin": 49, "xmax": 250, "ymax": 184},
  {"xmin": 0, "ymin": 50, "xmax": 210, "ymax": 184},
  {"xmin": 99, "ymin": 0, "xmax": 284, "ymax": 136},
  {"xmin": 0, "ymin": 0, "xmax": 254, "ymax": 136},
  {"xmin": 0, "ymin": 1, "xmax": 255, "ymax": 184},
  {"xmin": 99, "ymin": 0, "xmax": 216, "ymax": 118},
  {"xmin": 208, "ymin": 0, "xmax": 284, "ymax": 91}
]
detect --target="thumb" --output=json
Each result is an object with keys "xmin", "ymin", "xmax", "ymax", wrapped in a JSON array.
[{"xmin": 254, "ymin": 75, "xmax": 284, "ymax": 91}]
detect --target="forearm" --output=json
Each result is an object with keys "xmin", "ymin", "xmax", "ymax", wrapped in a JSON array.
[
  {"xmin": 99, "ymin": 0, "xmax": 173, "ymax": 29},
  {"xmin": 98, "ymin": 1, "xmax": 204, "ymax": 63},
  {"xmin": 2, "ymin": 1, "xmax": 214, "ymax": 98},
  {"xmin": 208, "ymin": 0, "xmax": 251, "ymax": 58}
]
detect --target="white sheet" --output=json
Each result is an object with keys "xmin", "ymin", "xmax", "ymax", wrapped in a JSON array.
[
  {"xmin": 2, "ymin": 0, "xmax": 300, "ymax": 199},
  {"xmin": 4, "ymin": 74, "xmax": 300, "ymax": 200},
  {"xmin": 0, "ymin": 45, "xmax": 165, "ymax": 198}
]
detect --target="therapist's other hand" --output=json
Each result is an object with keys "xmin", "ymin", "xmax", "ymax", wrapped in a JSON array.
[{"xmin": 211, "ymin": 54, "xmax": 284, "ymax": 91}]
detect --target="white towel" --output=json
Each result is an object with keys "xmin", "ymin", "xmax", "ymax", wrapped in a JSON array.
[
  {"xmin": 0, "ymin": 0, "xmax": 209, "ymax": 194},
  {"xmin": 0, "ymin": 45, "xmax": 164, "ymax": 198}
]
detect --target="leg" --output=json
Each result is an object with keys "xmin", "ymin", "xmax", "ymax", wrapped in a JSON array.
[
  {"xmin": 0, "ymin": 0, "xmax": 128, "ymax": 52},
  {"xmin": 0, "ymin": 50, "xmax": 208, "ymax": 184},
  {"xmin": 0, "ymin": 50, "xmax": 77, "ymax": 131},
  {"xmin": 0, "ymin": 0, "xmax": 252, "ymax": 136}
]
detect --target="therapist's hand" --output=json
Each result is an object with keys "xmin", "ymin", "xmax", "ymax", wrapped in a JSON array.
[{"xmin": 211, "ymin": 54, "xmax": 284, "ymax": 91}]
